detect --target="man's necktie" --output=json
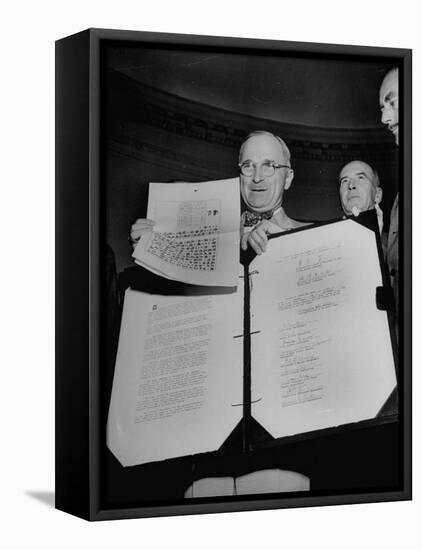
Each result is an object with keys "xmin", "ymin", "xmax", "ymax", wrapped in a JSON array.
[{"xmin": 243, "ymin": 209, "xmax": 274, "ymax": 227}]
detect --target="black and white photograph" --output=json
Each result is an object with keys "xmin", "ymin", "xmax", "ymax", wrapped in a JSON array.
[
  {"xmin": 74, "ymin": 32, "xmax": 412, "ymax": 516},
  {"xmin": 4, "ymin": 0, "xmax": 421, "ymax": 547}
]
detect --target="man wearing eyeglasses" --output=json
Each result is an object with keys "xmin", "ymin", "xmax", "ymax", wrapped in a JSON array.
[
  {"xmin": 130, "ymin": 130, "xmax": 306, "ymax": 255},
  {"xmin": 239, "ymin": 131, "xmax": 307, "ymax": 255}
]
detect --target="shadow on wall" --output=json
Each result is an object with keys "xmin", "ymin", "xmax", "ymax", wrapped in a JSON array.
[{"xmin": 25, "ymin": 491, "xmax": 55, "ymax": 508}]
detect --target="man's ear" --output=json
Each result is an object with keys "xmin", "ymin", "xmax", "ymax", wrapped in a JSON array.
[
  {"xmin": 375, "ymin": 186, "xmax": 383, "ymax": 204},
  {"xmin": 284, "ymin": 168, "xmax": 294, "ymax": 191}
]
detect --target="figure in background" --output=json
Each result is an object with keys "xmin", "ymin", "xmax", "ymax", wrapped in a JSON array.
[
  {"xmin": 379, "ymin": 67, "xmax": 399, "ymax": 317},
  {"xmin": 339, "ymin": 160, "xmax": 384, "ymax": 232}
]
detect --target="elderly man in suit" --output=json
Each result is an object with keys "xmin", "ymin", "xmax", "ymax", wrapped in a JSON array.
[
  {"xmin": 130, "ymin": 130, "xmax": 307, "ymax": 256},
  {"xmin": 239, "ymin": 130, "xmax": 307, "ymax": 255},
  {"xmin": 338, "ymin": 160, "xmax": 384, "ymax": 232}
]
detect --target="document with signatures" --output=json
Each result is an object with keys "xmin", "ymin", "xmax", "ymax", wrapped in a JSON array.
[
  {"xmin": 132, "ymin": 178, "xmax": 240, "ymax": 287},
  {"xmin": 107, "ymin": 218, "xmax": 396, "ymax": 467},
  {"xmin": 250, "ymin": 219, "xmax": 396, "ymax": 438}
]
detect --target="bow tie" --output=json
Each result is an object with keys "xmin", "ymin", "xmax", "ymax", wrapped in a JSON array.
[{"xmin": 243, "ymin": 209, "xmax": 274, "ymax": 227}]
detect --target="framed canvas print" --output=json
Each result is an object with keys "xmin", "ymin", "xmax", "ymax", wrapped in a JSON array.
[{"xmin": 55, "ymin": 28, "xmax": 412, "ymax": 521}]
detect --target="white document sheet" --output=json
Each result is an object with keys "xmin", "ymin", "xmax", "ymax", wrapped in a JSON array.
[
  {"xmin": 249, "ymin": 220, "xmax": 396, "ymax": 439},
  {"xmin": 107, "ymin": 281, "xmax": 244, "ymax": 466},
  {"xmin": 184, "ymin": 469, "xmax": 309, "ymax": 498},
  {"xmin": 184, "ymin": 477, "xmax": 235, "ymax": 498},
  {"xmin": 133, "ymin": 178, "xmax": 240, "ymax": 287},
  {"xmin": 235, "ymin": 469, "xmax": 310, "ymax": 495}
]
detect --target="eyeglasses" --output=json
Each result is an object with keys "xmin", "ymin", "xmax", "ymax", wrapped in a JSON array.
[{"xmin": 238, "ymin": 161, "xmax": 290, "ymax": 177}]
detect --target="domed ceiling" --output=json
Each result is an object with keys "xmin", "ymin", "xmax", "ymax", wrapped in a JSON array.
[{"xmin": 106, "ymin": 43, "xmax": 393, "ymax": 131}]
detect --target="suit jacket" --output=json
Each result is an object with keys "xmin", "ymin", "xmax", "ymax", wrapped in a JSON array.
[{"xmin": 387, "ymin": 194, "xmax": 399, "ymax": 317}]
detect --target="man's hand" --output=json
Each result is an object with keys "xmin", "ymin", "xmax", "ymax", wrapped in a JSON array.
[
  {"xmin": 241, "ymin": 220, "xmax": 272, "ymax": 255},
  {"xmin": 129, "ymin": 218, "xmax": 155, "ymax": 250}
]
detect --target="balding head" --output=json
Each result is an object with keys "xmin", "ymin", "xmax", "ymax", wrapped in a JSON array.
[
  {"xmin": 239, "ymin": 131, "xmax": 294, "ymax": 213},
  {"xmin": 339, "ymin": 160, "xmax": 382, "ymax": 215},
  {"xmin": 379, "ymin": 68, "xmax": 399, "ymax": 145}
]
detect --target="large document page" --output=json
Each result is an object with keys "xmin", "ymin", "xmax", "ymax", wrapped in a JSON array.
[
  {"xmin": 107, "ymin": 281, "xmax": 244, "ymax": 467},
  {"xmin": 250, "ymin": 220, "xmax": 396, "ymax": 439},
  {"xmin": 133, "ymin": 178, "xmax": 240, "ymax": 287}
]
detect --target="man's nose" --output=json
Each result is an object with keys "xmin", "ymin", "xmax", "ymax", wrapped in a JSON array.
[
  {"xmin": 381, "ymin": 106, "xmax": 392, "ymax": 125},
  {"xmin": 348, "ymin": 180, "xmax": 357, "ymax": 190},
  {"xmin": 252, "ymin": 165, "xmax": 264, "ymax": 182}
]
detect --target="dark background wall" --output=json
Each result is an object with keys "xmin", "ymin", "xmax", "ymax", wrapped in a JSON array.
[{"xmin": 102, "ymin": 46, "xmax": 398, "ymax": 273}]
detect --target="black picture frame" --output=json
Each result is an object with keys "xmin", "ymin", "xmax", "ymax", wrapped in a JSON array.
[{"xmin": 55, "ymin": 28, "xmax": 412, "ymax": 521}]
